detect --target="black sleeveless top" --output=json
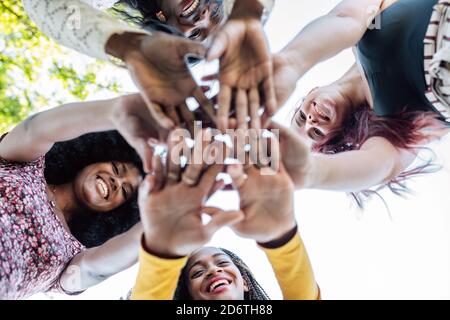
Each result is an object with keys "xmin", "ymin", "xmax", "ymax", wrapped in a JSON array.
[{"xmin": 356, "ymin": 0, "xmax": 438, "ymax": 116}]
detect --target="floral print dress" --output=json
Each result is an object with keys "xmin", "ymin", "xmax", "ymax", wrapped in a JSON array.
[{"xmin": 0, "ymin": 155, "xmax": 85, "ymax": 299}]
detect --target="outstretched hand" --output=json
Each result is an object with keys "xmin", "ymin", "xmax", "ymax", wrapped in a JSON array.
[
  {"xmin": 207, "ymin": 12, "xmax": 276, "ymax": 131},
  {"xmin": 107, "ymin": 32, "xmax": 216, "ymax": 131},
  {"xmin": 138, "ymin": 130, "xmax": 243, "ymax": 258}
]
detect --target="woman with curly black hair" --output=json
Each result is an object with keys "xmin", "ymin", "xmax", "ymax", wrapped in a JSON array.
[{"xmin": 0, "ymin": 94, "xmax": 161, "ymax": 299}]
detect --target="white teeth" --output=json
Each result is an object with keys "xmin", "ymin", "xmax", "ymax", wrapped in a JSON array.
[
  {"xmin": 96, "ymin": 177, "xmax": 109, "ymax": 199},
  {"xmin": 209, "ymin": 279, "xmax": 229, "ymax": 293},
  {"xmin": 181, "ymin": 0, "xmax": 200, "ymax": 17}
]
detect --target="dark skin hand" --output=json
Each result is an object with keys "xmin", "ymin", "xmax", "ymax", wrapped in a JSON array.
[{"xmin": 106, "ymin": 31, "xmax": 216, "ymax": 131}]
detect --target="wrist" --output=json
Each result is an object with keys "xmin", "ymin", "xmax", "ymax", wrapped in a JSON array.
[
  {"xmin": 229, "ymin": 0, "xmax": 265, "ymax": 20},
  {"xmin": 258, "ymin": 224, "xmax": 298, "ymax": 249},
  {"xmin": 143, "ymin": 234, "xmax": 185, "ymax": 260},
  {"xmin": 277, "ymin": 49, "xmax": 307, "ymax": 80},
  {"xmin": 105, "ymin": 32, "xmax": 146, "ymax": 61}
]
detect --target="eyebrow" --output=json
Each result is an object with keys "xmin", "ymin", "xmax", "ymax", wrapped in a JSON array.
[{"xmin": 188, "ymin": 253, "xmax": 229, "ymax": 272}]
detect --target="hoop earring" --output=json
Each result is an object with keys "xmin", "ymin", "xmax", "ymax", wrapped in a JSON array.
[{"xmin": 156, "ymin": 11, "xmax": 167, "ymax": 23}]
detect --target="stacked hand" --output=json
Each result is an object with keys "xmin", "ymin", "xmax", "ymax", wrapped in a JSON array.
[
  {"xmin": 207, "ymin": 1, "xmax": 277, "ymax": 131},
  {"xmin": 138, "ymin": 129, "xmax": 298, "ymax": 258},
  {"xmin": 138, "ymin": 130, "xmax": 243, "ymax": 258},
  {"xmin": 107, "ymin": 32, "xmax": 216, "ymax": 131}
]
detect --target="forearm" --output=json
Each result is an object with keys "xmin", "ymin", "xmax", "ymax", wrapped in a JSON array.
[
  {"xmin": 22, "ymin": 0, "xmax": 150, "ymax": 61},
  {"xmin": 131, "ymin": 243, "xmax": 187, "ymax": 300},
  {"xmin": 260, "ymin": 228, "xmax": 319, "ymax": 300},
  {"xmin": 0, "ymin": 97, "xmax": 118, "ymax": 163},
  {"xmin": 60, "ymin": 223, "xmax": 143, "ymax": 292},
  {"xmin": 302, "ymin": 138, "xmax": 404, "ymax": 192},
  {"xmin": 279, "ymin": 0, "xmax": 382, "ymax": 78},
  {"xmin": 225, "ymin": 0, "xmax": 274, "ymax": 19}
]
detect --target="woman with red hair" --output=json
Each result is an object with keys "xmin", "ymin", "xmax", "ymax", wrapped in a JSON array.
[{"xmin": 270, "ymin": 0, "xmax": 449, "ymax": 204}]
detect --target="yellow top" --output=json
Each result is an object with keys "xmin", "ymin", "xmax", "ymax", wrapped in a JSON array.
[{"xmin": 131, "ymin": 233, "xmax": 319, "ymax": 300}]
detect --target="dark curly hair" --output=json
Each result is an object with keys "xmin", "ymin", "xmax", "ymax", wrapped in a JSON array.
[
  {"xmin": 44, "ymin": 130, "xmax": 144, "ymax": 248},
  {"xmin": 112, "ymin": 0, "xmax": 224, "ymax": 36},
  {"xmin": 173, "ymin": 248, "xmax": 270, "ymax": 300}
]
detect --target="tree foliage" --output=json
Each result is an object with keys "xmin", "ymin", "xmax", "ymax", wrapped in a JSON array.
[{"xmin": 0, "ymin": 1, "xmax": 121, "ymax": 133}]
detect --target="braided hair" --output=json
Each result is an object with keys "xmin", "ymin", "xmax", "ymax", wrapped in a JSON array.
[{"xmin": 173, "ymin": 248, "xmax": 270, "ymax": 300}]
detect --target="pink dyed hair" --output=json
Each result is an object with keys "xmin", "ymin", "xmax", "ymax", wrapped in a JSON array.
[{"xmin": 297, "ymin": 104, "xmax": 448, "ymax": 208}]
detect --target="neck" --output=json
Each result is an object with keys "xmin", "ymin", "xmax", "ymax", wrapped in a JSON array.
[
  {"xmin": 49, "ymin": 183, "xmax": 78, "ymax": 223},
  {"xmin": 336, "ymin": 70, "xmax": 367, "ymax": 113}
]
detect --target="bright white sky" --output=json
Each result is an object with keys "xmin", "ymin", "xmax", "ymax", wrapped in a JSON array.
[{"xmin": 30, "ymin": 0, "xmax": 450, "ymax": 300}]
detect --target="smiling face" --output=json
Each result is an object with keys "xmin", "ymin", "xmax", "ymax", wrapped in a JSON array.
[
  {"xmin": 292, "ymin": 85, "xmax": 354, "ymax": 143},
  {"xmin": 186, "ymin": 247, "xmax": 249, "ymax": 300},
  {"xmin": 159, "ymin": 0, "xmax": 224, "ymax": 41},
  {"xmin": 73, "ymin": 161, "xmax": 142, "ymax": 212}
]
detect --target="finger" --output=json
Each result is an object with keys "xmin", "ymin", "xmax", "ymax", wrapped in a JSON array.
[
  {"xmin": 226, "ymin": 164, "xmax": 248, "ymax": 190},
  {"xmin": 165, "ymin": 105, "xmax": 181, "ymax": 127},
  {"xmin": 201, "ymin": 74, "xmax": 219, "ymax": 82},
  {"xmin": 203, "ymin": 208, "xmax": 245, "ymax": 237},
  {"xmin": 236, "ymin": 89, "xmax": 249, "ymax": 130},
  {"xmin": 152, "ymin": 154, "xmax": 165, "ymax": 190},
  {"xmin": 192, "ymin": 86, "xmax": 216, "ymax": 125},
  {"xmin": 134, "ymin": 139, "xmax": 154, "ymax": 174},
  {"xmin": 207, "ymin": 179, "xmax": 225, "ymax": 198},
  {"xmin": 261, "ymin": 77, "xmax": 278, "ymax": 128},
  {"xmin": 207, "ymin": 30, "xmax": 229, "ymax": 61},
  {"xmin": 248, "ymin": 87, "xmax": 261, "ymax": 130},
  {"xmin": 217, "ymin": 85, "xmax": 232, "ymax": 132},
  {"xmin": 142, "ymin": 98, "xmax": 175, "ymax": 130},
  {"xmin": 178, "ymin": 103, "xmax": 195, "ymax": 136},
  {"xmin": 198, "ymin": 164, "xmax": 225, "ymax": 196},
  {"xmin": 178, "ymin": 38, "xmax": 207, "ymax": 58},
  {"xmin": 183, "ymin": 129, "xmax": 213, "ymax": 186},
  {"xmin": 166, "ymin": 132, "xmax": 185, "ymax": 186},
  {"xmin": 138, "ymin": 174, "xmax": 157, "ymax": 200}
]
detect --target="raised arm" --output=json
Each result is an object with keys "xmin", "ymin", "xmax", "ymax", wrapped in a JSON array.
[
  {"xmin": 226, "ymin": 134, "xmax": 319, "ymax": 300},
  {"xmin": 22, "ymin": 0, "xmax": 149, "ymax": 61},
  {"xmin": 59, "ymin": 222, "xmax": 143, "ymax": 293},
  {"xmin": 0, "ymin": 98, "xmax": 116, "ymax": 163},
  {"xmin": 305, "ymin": 137, "xmax": 416, "ymax": 192},
  {"xmin": 0, "ymin": 94, "xmax": 160, "ymax": 171},
  {"xmin": 269, "ymin": 121, "xmax": 416, "ymax": 193},
  {"xmin": 278, "ymin": 0, "xmax": 383, "ymax": 78}
]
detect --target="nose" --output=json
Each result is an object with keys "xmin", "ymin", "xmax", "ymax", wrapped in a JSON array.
[
  {"xmin": 109, "ymin": 176, "xmax": 122, "ymax": 192},
  {"xmin": 307, "ymin": 113, "xmax": 319, "ymax": 125},
  {"xmin": 206, "ymin": 266, "xmax": 224, "ymax": 278},
  {"xmin": 193, "ymin": 8, "xmax": 209, "ymax": 27}
]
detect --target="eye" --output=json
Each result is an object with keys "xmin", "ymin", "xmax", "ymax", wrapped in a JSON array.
[
  {"xmin": 295, "ymin": 110, "xmax": 307, "ymax": 127},
  {"xmin": 313, "ymin": 128, "xmax": 324, "ymax": 136},
  {"xmin": 191, "ymin": 269, "xmax": 204, "ymax": 279},
  {"xmin": 121, "ymin": 186, "xmax": 128, "ymax": 201},
  {"xmin": 217, "ymin": 261, "xmax": 230, "ymax": 267},
  {"xmin": 189, "ymin": 29, "xmax": 202, "ymax": 40},
  {"xmin": 112, "ymin": 162, "xmax": 119, "ymax": 175},
  {"xmin": 307, "ymin": 127, "xmax": 325, "ymax": 141}
]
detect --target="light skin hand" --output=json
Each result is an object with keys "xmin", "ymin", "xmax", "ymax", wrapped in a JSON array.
[
  {"xmin": 267, "ymin": 121, "xmax": 312, "ymax": 189},
  {"xmin": 226, "ymin": 134, "xmax": 297, "ymax": 244}
]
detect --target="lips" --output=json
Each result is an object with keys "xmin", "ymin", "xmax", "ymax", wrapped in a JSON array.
[
  {"xmin": 206, "ymin": 276, "xmax": 232, "ymax": 294},
  {"xmin": 180, "ymin": 0, "xmax": 200, "ymax": 18},
  {"xmin": 95, "ymin": 176, "xmax": 109, "ymax": 200}
]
